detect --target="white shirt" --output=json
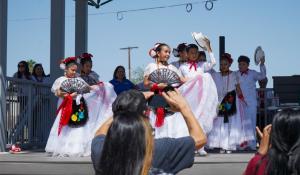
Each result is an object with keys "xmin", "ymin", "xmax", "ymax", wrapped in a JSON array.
[
  {"xmin": 236, "ymin": 65, "xmax": 267, "ymax": 103},
  {"xmin": 179, "ymin": 52, "xmax": 216, "ymax": 78}
]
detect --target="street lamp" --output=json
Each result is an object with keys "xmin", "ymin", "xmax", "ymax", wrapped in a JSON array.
[{"xmin": 120, "ymin": 46, "xmax": 138, "ymax": 80}]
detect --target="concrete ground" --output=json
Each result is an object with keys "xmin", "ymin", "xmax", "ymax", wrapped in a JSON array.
[{"xmin": 0, "ymin": 151, "xmax": 253, "ymax": 175}]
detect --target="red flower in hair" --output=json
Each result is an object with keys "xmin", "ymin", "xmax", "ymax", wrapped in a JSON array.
[
  {"xmin": 63, "ymin": 57, "xmax": 77, "ymax": 64},
  {"xmin": 80, "ymin": 53, "xmax": 93, "ymax": 59},
  {"xmin": 221, "ymin": 53, "xmax": 233, "ymax": 64},
  {"xmin": 149, "ymin": 43, "xmax": 162, "ymax": 58}
]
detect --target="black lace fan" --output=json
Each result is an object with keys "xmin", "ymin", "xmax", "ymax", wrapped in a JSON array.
[
  {"xmin": 148, "ymin": 68, "xmax": 181, "ymax": 87},
  {"xmin": 60, "ymin": 78, "xmax": 90, "ymax": 94}
]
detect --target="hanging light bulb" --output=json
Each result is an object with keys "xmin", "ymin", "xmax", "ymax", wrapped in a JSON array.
[
  {"xmin": 117, "ymin": 12, "xmax": 124, "ymax": 21},
  {"xmin": 186, "ymin": 3, "xmax": 193, "ymax": 13},
  {"xmin": 205, "ymin": 0, "xmax": 216, "ymax": 11}
]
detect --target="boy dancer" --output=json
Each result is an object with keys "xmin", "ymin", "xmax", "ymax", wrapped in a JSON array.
[{"xmin": 237, "ymin": 55, "xmax": 266, "ymax": 150}]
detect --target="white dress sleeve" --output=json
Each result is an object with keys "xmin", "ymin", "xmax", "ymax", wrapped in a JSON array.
[
  {"xmin": 203, "ymin": 52, "xmax": 217, "ymax": 72},
  {"xmin": 254, "ymin": 64, "xmax": 267, "ymax": 81},
  {"xmin": 168, "ymin": 64, "xmax": 183, "ymax": 77},
  {"xmin": 51, "ymin": 77, "xmax": 66, "ymax": 94},
  {"xmin": 144, "ymin": 63, "xmax": 156, "ymax": 77},
  {"xmin": 178, "ymin": 63, "xmax": 189, "ymax": 77}
]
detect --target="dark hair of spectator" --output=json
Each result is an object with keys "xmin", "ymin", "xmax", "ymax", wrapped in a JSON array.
[
  {"xmin": 17, "ymin": 60, "xmax": 31, "ymax": 80},
  {"xmin": 238, "ymin": 55, "xmax": 250, "ymax": 64},
  {"xmin": 32, "ymin": 64, "xmax": 46, "ymax": 78},
  {"xmin": 112, "ymin": 90, "xmax": 147, "ymax": 116},
  {"xmin": 98, "ymin": 90, "xmax": 153, "ymax": 175},
  {"xmin": 186, "ymin": 44, "xmax": 199, "ymax": 52},
  {"xmin": 113, "ymin": 65, "xmax": 126, "ymax": 80},
  {"xmin": 263, "ymin": 108, "xmax": 300, "ymax": 175}
]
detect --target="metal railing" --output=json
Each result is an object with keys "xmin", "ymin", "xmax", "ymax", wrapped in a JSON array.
[
  {"xmin": 256, "ymin": 88, "xmax": 274, "ymax": 129},
  {"xmin": 5, "ymin": 77, "xmax": 56, "ymax": 149},
  {"xmin": 0, "ymin": 66, "xmax": 6, "ymax": 152}
]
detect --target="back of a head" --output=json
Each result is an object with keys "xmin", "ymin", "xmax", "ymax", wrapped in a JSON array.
[
  {"xmin": 98, "ymin": 112, "xmax": 146, "ymax": 175},
  {"xmin": 112, "ymin": 90, "xmax": 147, "ymax": 116},
  {"xmin": 268, "ymin": 108, "xmax": 300, "ymax": 175},
  {"xmin": 98, "ymin": 90, "xmax": 151, "ymax": 175}
]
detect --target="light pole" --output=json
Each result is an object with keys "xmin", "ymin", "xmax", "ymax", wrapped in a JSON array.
[{"xmin": 120, "ymin": 46, "xmax": 138, "ymax": 80}]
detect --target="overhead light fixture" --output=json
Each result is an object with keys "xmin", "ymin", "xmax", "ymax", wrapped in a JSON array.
[{"xmin": 74, "ymin": 0, "xmax": 113, "ymax": 9}]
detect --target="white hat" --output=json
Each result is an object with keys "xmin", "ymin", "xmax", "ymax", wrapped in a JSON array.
[
  {"xmin": 254, "ymin": 46, "xmax": 265, "ymax": 65},
  {"xmin": 191, "ymin": 32, "xmax": 209, "ymax": 51}
]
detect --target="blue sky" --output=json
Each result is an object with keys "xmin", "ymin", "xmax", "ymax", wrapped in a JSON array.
[{"xmin": 7, "ymin": 0, "xmax": 300, "ymax": 87}]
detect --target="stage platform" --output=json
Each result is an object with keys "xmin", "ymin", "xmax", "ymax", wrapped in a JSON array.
[{"xmin": 0, "ymin": 151, "xmax": 253, "ymax": 175}]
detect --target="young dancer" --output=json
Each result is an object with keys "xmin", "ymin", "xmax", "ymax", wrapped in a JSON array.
[
  {"xmin": 179, "ymin": 43, "xmax": 216, "ymax": 78},
  {"xmin": 177, "ymin": 43, "xmax": 218, "ymax": 155},
  {"xmin": 45, "ymin": 56, "xmax": 116, "ymax": 157},
  {"xmin": 79, "ymin": 53, "xmax": 100, "ymax": 86},
  {"xmin": 208, "ymin": 53, "xmax": 255, "ymax": 153},
  {"xmin": 170, "ymin": 43, "xmax": 188, "ymax": 69},
  {"xmin": 237, "ymin": 55, "xmax": 266, "ymax": 150},
  {"xmin": 143, "ymin": 43, "xmax": 217, "ymax": 156}
]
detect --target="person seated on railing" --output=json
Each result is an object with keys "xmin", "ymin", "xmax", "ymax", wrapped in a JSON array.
[
  {"xmin": 244, "ymin": 108, "xmax": 300, "ymax": 175},
  {"xmin": 32, "ymin": 63, "xmax": 50, "ymax": 84},
  {"xmin": 13, "ymin": 60, "xmax": 32, "ymax": 80},
  {"xmin": 91, "ymin": 89, "xmax": 207, "ymax": 175}
]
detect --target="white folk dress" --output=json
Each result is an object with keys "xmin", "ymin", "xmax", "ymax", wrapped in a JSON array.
[
  {"xmin": 178, "ymin": 52, "xmax": 218, "ymax": 135},
  {"xmin": 144, "ymin": 62, "xmax": 218, "ymax": 138},
  {"xmin": 208, "ymin": 72, "xmax": 255, "ymax": 150},
  {"xmin": 45, "ymin": 76, "xmax": 116, "ymax": 157}
]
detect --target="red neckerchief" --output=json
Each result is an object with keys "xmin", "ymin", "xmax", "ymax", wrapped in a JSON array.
[
  {"xmin": 188, "ymin": 60, "xmax": 197, "ymax": 71},
  {"xmin": 240, "ymin": 69, "xmax": 249, "ymax": 76}
]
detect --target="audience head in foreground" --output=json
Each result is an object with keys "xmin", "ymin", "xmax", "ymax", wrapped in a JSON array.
[
  {"xmin": 92, "ymin": 89, "xmax": 206, "ymax": 175},
  {"xmin": 244, "ymin": 108, "xmax": 300, "ymax": 175}
]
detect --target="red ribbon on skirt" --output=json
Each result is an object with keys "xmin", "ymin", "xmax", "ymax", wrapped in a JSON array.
[
  {"xmin": 56, "ymin": 95, "xmax": 73, "ymax": 136},
  {"xmin": 155, "ymin": 107, "xmax": 165, "ymax": 127}
]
